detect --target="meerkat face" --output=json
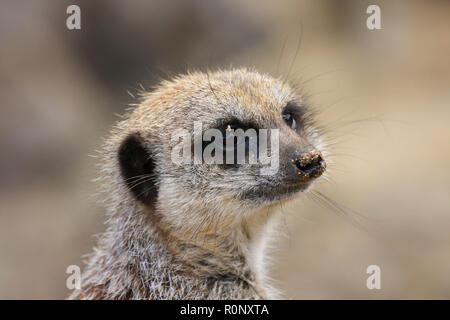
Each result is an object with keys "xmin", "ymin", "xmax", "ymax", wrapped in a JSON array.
[{"xmin": 116, "ymin": 69, "xmax": 325, "ymax": 226}]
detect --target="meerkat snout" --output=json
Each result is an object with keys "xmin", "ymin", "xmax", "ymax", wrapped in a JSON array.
[
  {"xmin": 70, "ymin": 68, "xmax": 327, "ymax": 300},
  {"xmin": 292, "ymin": 149, "xmax": 326, "ymax": 179}
]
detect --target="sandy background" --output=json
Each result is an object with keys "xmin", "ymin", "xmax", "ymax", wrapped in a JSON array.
[{"xmin": 0, "ymin": 0, "xmax": 449, "ymax": 299}]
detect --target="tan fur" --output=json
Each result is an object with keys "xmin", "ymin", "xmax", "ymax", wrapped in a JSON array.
[{"xmin": 69, "ymin": 68, "xmax": 324, "ymax": 300}]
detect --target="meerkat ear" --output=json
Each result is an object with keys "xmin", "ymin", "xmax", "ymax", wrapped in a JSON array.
[{"xmin": 118, "ymin": 133, "xmax": 158, "ymax": 207}]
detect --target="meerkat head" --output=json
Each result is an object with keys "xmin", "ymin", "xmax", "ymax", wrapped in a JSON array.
[{"xmin": 112, "ymin": 68, "xmax": 326, "ymax": 237}]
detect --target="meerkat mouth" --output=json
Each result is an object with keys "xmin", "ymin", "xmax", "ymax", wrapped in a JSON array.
[{"xmin": 240, "ymin": 181, "xmax": 311, "ymax": 202}]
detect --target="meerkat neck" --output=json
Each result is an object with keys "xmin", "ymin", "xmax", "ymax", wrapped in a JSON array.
[
  {"xmin": 158, "ymin": 205, "xmax": 280, "ymax": 298},
  {"xmin": 75, "ymin": 190, "xmax": 281, "ymax": 299},
  {"xmin": 113, "ymin": 204, "xmax": 279, "ymax": 298}
]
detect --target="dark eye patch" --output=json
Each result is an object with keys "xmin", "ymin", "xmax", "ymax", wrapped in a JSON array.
[
  {"xmin": 282, "ymin": 101, "xmax": 307, "ymax": 132},
  {"xmin": 282, "ymin": 113, "xmax": 296, "ymax": 129},
  {"xmin": 283, "ymin": 101, "xmax": 307, "ymax": 115},
  {"xmin": 205, "ymin": 118, "xmax": 259, "ymax": 168},
  {"xmin": 216, "ymin": 119, "xmax": 257, "ymax": 136}
]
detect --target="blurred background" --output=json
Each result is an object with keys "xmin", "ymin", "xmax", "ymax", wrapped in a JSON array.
[{"xmin": 0, "ymin": 0, "xmax": 449, "ymax": 299}]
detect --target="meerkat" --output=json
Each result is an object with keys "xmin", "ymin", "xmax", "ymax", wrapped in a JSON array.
[{"xmin": 69, "ymin": 68, "xmax": 326, "ymax": 300}]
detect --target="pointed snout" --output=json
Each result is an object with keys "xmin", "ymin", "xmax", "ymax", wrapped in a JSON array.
[{"xmin": 291, "ymin": 149, "xmax": 326, "ymax": 179}]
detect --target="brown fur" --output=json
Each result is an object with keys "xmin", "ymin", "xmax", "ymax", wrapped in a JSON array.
[{"xmin": 69, "ymin": 68, "xmax": 326, "ymax": 300}]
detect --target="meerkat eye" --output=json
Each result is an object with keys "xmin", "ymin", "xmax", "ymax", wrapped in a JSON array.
[
  {"xmin": 218, "ymin": 120, "xmax": 255, "ymax": 145},
  {"xmin": 282, "ymin": 113, "xmax": 296, "ymax": 129},
  {"xmin": 283, "ymin": 102, "xmax": 307, "ymax": 132},
  {"xmin": 223, "ymin": 124, "xmax": 243, "ymax": 149}
]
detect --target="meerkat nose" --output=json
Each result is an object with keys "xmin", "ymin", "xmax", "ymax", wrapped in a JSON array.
[{"xmin": 292, "ymin": 150, "xmax": 326, "ymax": 179}]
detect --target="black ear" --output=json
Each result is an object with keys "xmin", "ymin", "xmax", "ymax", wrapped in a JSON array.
[{"xmin": 118, "ymin": 133, "xmax": 158, "ymax": 207}]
